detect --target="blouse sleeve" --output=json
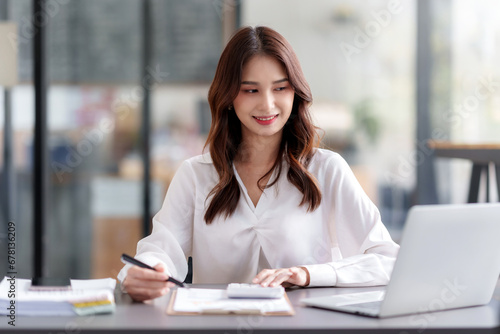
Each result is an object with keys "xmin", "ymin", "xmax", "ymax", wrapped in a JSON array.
[
  {"xmin": 117, "ymin": 160, "xmax": 195, "ymax": 283},
  {"xmin": 302, "ymin": 153, "xmax": 400, "ymax": 287}
]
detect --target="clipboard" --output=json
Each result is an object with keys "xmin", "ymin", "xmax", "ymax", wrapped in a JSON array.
[{"xmin": 166, "ymin": 289, "xmax": 295, "ymax": 316}]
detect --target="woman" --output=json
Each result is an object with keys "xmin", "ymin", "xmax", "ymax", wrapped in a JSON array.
[{"xmin": 119, "ymin": 26, "xmax": 399, "ymax": 302}]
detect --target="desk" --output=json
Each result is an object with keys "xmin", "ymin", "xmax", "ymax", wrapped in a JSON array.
[
  {"xmin": 429, "ymin": 141, "xmax": 500, "ymax": 202},
  {"xmin": 1, "ymin": 281, "xmax": 499, "ymax": 333}
]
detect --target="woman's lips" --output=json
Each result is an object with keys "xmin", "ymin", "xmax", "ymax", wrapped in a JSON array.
[{"xmin": 253, "ymin": 114, "xmax": 278, "ymax": 125}]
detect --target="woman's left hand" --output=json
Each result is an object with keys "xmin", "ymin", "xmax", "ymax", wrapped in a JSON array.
[{"xmin": 252, "ymin": 267, "xmax": 310, "ymax": 288}]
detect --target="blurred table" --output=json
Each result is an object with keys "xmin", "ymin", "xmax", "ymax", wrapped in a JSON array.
[{"xmin": 429, "ymin": 141, "xmax": 500, "ymax": 202}]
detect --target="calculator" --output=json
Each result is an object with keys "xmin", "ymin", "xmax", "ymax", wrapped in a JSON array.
[{"xmin": 226, "ymin": 283, "xmax": 285, "ymax": 299}]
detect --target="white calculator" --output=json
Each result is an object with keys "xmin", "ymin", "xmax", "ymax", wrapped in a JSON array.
[{"xmin": 226, "ymin": 283, "xmax": 285, "ymax": 299}]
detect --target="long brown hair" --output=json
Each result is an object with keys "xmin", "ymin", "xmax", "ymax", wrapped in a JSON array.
[{"xmin": 204, "ymin": 26, "xmax": 321, "ymax": 224}]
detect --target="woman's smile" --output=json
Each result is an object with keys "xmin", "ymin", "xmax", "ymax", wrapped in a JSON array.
[{"xmin": 253, "ymin": 114, "xmax": 279, "ymax": 125}]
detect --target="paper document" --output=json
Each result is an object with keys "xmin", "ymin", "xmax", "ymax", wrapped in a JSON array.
[
  {"xmin": 0, "ymin": 277, "xmax": 116, "ymax": 316},
  {"xmin": 171, "ymin": 288, "xmax": 293, "ymax": 315}
]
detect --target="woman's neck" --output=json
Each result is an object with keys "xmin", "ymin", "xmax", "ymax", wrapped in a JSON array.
[{"xmin": 235, "ymin": 134, "xmax": 281, "ymax": 167}]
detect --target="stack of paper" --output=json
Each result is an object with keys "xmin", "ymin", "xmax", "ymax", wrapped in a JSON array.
[{"xmin": 0, "ymin": 277, "xmax": 116, "ymax": 316}]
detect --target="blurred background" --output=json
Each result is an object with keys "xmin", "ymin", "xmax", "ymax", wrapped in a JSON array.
[{"xmin": 0, "ymin": 0, "xmax": 499, "ymax": 280}]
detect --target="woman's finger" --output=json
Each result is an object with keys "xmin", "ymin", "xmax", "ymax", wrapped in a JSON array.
[
  {"xmin": 257, "ymin": 269, "xmax": 292, "ymax": 287},
  {"xmin": 126, "ymin": 286, "xmax": 169, "ymax": 301},
  {"xmin": 122, "ymin": 263, "xmax": 176, "ymax": 302},
  {"xmin": 124, "ymin": 276, "xmax": 169, "ymax": 290},
  {"xmin": 127, "ymin": 265, "xmax": 169, "ymax": 281},
  {"xmin": 266, "ymin": 270, "xmax": 293, "ymax": 287},
  {"xmin": 252, "ymin": 269, "xmax": 274, "ymax": 284}
]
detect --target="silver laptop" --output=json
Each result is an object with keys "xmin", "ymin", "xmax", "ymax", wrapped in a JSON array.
[{"xmin": 301, "ymin": 203, "xmax": 500, "ymax": 318}]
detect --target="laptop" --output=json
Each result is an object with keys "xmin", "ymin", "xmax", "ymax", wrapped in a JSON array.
[{"xmin": 301, "ymin": 203, "xmax": 500, "ymax": 318}]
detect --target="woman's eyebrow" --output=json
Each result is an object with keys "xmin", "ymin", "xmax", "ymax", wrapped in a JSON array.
[{"xmin": 241, "ymin": 78, "xmax": 289, "ymax": 85}]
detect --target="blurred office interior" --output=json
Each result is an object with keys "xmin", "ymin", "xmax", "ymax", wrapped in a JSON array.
[{"xmin": 0, "ymin": 0, "xmax": 499, "ymax": 280}]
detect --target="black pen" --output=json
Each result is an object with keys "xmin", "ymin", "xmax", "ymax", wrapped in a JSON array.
[{"xmin": 120, "ymin": 253, "xmax": 188, "ymax": 288}]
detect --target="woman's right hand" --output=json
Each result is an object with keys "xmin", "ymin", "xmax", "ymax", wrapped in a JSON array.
[{"xmin": 121, "ymin": 263, "xmax": 175, "ymax": 302}]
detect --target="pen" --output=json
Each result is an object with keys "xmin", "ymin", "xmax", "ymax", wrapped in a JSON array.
[{"xmin": 120, "ymin": 253, "xmax": 188, "ymax": 288}]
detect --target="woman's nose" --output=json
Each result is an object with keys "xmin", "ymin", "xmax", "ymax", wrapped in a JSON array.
[{"xmin": 258, "ymin": 91, "xmax": 275, "ymax": 111}]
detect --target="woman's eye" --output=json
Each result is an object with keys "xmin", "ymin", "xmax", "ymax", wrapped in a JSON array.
[
  {"xmin": 244, "ymin": 89, "xmax": 258, "ymax": 93},
  {"xmin": 275, "ymin": 86, "xmax": 287, "ymax": 91}
]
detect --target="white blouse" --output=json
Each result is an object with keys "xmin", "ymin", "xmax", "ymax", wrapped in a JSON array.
[{"xmin": 118, "ymin": 148, "xmax": 399, "ymax": 287}]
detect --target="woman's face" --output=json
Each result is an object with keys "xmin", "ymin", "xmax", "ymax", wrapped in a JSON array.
[{"xmin": 232, "ymin": 55, "xmax": 295, "ymax": 142}]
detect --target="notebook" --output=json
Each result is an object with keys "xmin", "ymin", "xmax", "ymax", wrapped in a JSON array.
[{"xmin": 301, "ymin": 203, "xmax": 500, "ymax": 318}]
